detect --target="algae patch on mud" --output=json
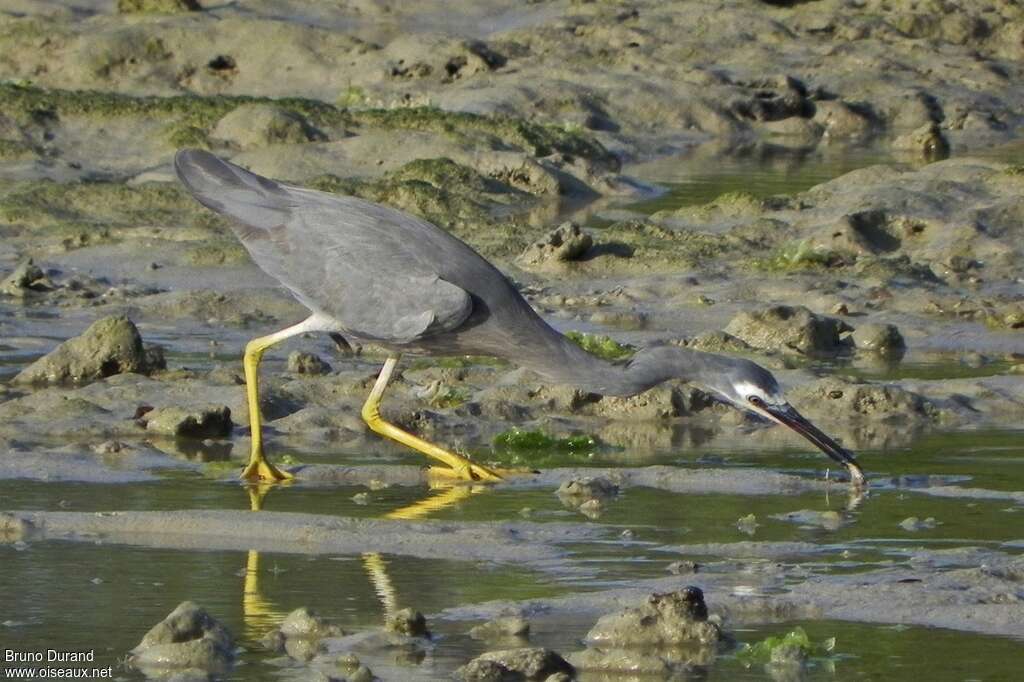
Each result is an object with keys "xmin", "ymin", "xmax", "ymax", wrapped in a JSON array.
[{"xmin": 565, "ymin": 331, "xmax": 635, "ymax": 360}]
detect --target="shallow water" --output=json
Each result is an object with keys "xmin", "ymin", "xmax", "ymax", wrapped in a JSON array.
[{"xmin": 2, "ymin": 425, "xmax": 1023, "ymax": 679}]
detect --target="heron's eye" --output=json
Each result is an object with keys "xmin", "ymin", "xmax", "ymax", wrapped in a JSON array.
[{"xmin": 747, "ymin": 395, "xmax": 765, "ymax": 408}]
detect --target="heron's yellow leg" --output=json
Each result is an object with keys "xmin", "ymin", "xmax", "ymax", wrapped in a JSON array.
[
  {"xmin": 362, "ymin": 355, "xmax": 503, "ymax": 482},
  {"xmin": 241, "ymin": 318, "xmax": 319, "ymax": 483}
]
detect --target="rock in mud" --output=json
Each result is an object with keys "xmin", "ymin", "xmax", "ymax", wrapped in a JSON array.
[
  {"xmin": 899, "ymin": 516, "xmax": 939, "ymax": 531},
  {"xmin": 851, "ymin": 323, "xmax": 906, "ymax": 355},
  {"xmin": 131, "ymin": 601, "xmax": 233, "ymax": 675},
  {"xmin": 894, "ymin": 122, "xmax": 950, "ymax": 161},
  {"xmin": 517, "ymin": 222, "xmax": 593, "ymax": 269},
  {"xmin": 460, "ymin": 648, "xmax": 574, "ymax": 681},
  {"xmin": 385, "ymin": 607, "xmax": 429, "ymax": 637},
  {"xmin": 288, "ymin": 351, "xmax": 332, "ymax": 375},
  {"xmin": 211, "ymin": 103, "xmax": 325, "ymax": 149},
  {"xmin": 724, "ymin": 305, "xmax": 853, "ymax": 356},
  {"xmin": 469, "ymin": 616, "xmax": 531, "ymax": 642},
  {"xmin": 13, "ymin": 316, "xmax": 163, "ymax": 385},
  {"xmin": 144, "ymin": 405, "xmax": 232, "ymax": 438},
  {"xmin": 556, "ymin": 476, "xmax": 619, "ymax": 500},
  {"xmin": 0, "ymin": 259, "xmax": 52, "ymax": 297},
  {"xmin": 772, "ymin": 509, "xmax": 845, "ymax": 531},
  {"xmin": 585, "ymin": 587, "xmax": 722, "ymax": 647},
  {"xmin": 117, "ymin": 0, "xmax": 201, "ymax": 12},
  {"xmin": 0, "ymin": 513, "xmax": 33, "ymax": 543},
  {"xmin": 262, "ymin": 607, "xmax": 345, "ymax": 661},
  {"xmin": 789, "ymin": 376, "xmax": 936, "ymax": 421},
  {"xmin": 336, "ymin": 653, "xmax": 374, "ymax": 682}
]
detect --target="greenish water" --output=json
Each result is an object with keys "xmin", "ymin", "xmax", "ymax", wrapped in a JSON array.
[{"xmin": 1, "ymin": 428, "xmax": 1022, "ymax": 679}]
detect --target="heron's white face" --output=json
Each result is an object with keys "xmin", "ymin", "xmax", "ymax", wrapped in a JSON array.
[{"xmin": 730, "ymin": 380, "xmax": 787, "ymax": 419}]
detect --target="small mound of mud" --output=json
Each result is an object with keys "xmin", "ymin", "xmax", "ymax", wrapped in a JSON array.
[
  {"xmin": 130, "ymin": 601, "xmax": 233, "ymax": 676},
  {"xmin": 724, "ymin": 305, "xmax": 852, "ymax": 356},
  {"xmin": 143, "ymin": 405, "xmax": 232, "ymax": 438},
  {"xmin": 517, "ymin": 221, "xmax": 593, "ymax": 270},
  {"xmin": 211, "ymin": 103, "xmax": 326, "ymax": 149},
  {"xmin": 262, "ymin": 607, "xmax": 345, "ymax": 662},
  {"xmin": 13, "ymin": 316, "xmax": 164, "ymax": 385},
  {"xmin": 584, "ymin": 587, "xmax": 721, "ymax": 647},
  {"xmin": 459, "ymin": 647, "xmax": 574, "ymax": 681}
]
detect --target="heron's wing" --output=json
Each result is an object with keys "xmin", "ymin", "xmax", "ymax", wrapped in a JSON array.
[{"xmin": 173, "ymin": 149, "xmax": 473, "ymax": 343}]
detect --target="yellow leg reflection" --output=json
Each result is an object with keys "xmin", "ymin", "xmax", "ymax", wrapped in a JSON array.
[
  {"xmin": 241, "ymin": 475, "xmax": 488, "ymax": 635},
  {"xmin": 242, "ymin": 549, "xmax": 289, "ymax": 642},
  {"xmin": 360, "ymin": 485, "xmax": 481, "ymax": 619}
]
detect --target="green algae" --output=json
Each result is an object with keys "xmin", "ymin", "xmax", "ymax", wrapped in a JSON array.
[
  {"xmin": 0, "ymin": 180, "xmax": 220, "ymax": 233},
  {"xmin": 0, "ymin": 85, "xmax": 613, "ymax": 166},
  {"xmin": 754, "ymin": 239, "xmax": 842, "ymax": 272},
  {"xmin": 736, "ymin": 626, "xmax": 836, "ymax": 665},
  {"xmin": 350, "ymin": 107, "xmax": 616, "ymax": 167},
  {"xmin": 493, "ymin": 429, "xmax": 599, "ymax": 453},
  {"xmin": 565, "ymin": 331, "xmax": 635, "ymax": 360}
]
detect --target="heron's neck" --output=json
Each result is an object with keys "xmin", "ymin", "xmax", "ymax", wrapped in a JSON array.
[{"xmin": 522, "ymin": 333, "xmax": 718, "ymax": 397}]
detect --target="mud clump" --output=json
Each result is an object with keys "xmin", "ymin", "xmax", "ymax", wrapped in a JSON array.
[
  {"xmin": 288, "ymin": 351, "xmax": 332, "ymax": 375},
  {"xmin": 262, "ymin": 607, "xmax": 345, "ymax": 662},
  {"xmin": 0, "ymin": 259, "xmax": 52, "ymax": 297},
  {"xmin": 724, "ymin": 305, "xmax": 852, "ymax": 356},
  {"xmin": 385, "ymin": 607, "xmax": 429, "ymax": 637},
  {"xmin": 851, "ymin": 323, "xmax": 906, "ymax": 355},
  {"xmin": 556, "ymin": 476, "xmax": 619, "ymax": 500},
  {"xmin": 130, "ymin": 601, "xmax": 233, "ymax": 676},
  {"xmin": 894, "ymin": 122, "xmax": 950, "ymax": 161},
  {"xmin": 469, "ymin": 616, "xmax": 531, "ymax": 642},
  {"xmin": 790, "ymin": 376, "xmax": 935, "ymax": 421},
  {"xmin": 459, "ymin": 648, "xmax": 574, "ymax": 681},
  {"xmin": 517, "ymin": 222, "xmax": 593, "ymax": 270},
  {"xmin": 585, "ymin": 588, "xmax": 721, "ymax": 647},
  {"xmin": 13, "ymin": 316, "xmax": 164, "ymax": 385},
  {"xmin": 144, "ymin": 405, "xmax": 232, "ymax": 438},
  {"xmin": 117, "ymin": 0, "xmax": 201, "ymax": 12},
  {"xmin": 211, "ymin": 103, "xmax": 326, "ymax": 149}
]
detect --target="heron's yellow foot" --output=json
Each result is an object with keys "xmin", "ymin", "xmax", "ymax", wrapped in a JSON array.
[{"xmin": 240, "ymin": 455, "xmax": 294, "ymax": 483}]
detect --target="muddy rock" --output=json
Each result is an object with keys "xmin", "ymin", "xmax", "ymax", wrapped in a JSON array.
[
  {"xmin": 0, "ymin": 513, "xmax": 33, "ymax": 543},
  {"xmin": 772, "ymin": 509, "xmax": 845, "ymax": 531},
  {"xmin": 894, "ymin": 122, "xmax": 950, "ymax": 161},
  {"xmin": 288, "ymin": 351, "xmax": 332, "ymax": 376},
  {"xmin": 131, "ymin": 601, "xmax": 233, "ymax": 675},
  {"xmin": 470, "ymin": 616, "xmax": 531, "ymax": 642},
  {"xmin": 117, "ymin": 0, "xmax": 201, "ymax": 13},
  {"xmin": 461, "ymin": 648, "xmax": 574, "ymax": 681},
  {"xmin": 0, "ymin": 259, "xmax": 52, "ymax": 296},
  {"xmin": 211, "ymin": 103, "xmax": 325, "ymax": 149},
  {"xmin": 517, "ymin": 222, "xmax": 593, "ymax": 270},
  {"xmin": 899, "ymin": 516, "xmax": 939, "ymax": 531},
  {"xmin": 385, "ymin": 607, "xmax": 429, "ymax": 637},
  {"xmin": 263, "ymin": 607, "xmax": 345, "ymax": 661},
  {"xmin": 789, "ymin": 376, "xmax": 936, "ymax": 422},
  {"xmin": 585, "ymin": 587, "xmax": 721, "ymax": 647},
  {"xmin": 724, "ymin": 306, "xmax": 853, "ymax": 356},
  {"xmin": 556, "ymin": 476, "xmax": 619, "ymax": 501},
  {"xmin": 144, "ymin": 405, "xmax": 232, "ymax": 438},
  {"xmin": 851, "ymin": 323, "xmax": 906, "ymax": 355},
  {"xmin": 13, "ymin": 316, "xmax": 163, "ymax": 384}
]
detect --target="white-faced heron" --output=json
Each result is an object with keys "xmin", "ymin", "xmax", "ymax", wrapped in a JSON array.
[{"xmin": 174, "ymin": 150, "xmax": 866, "ymax": 488}]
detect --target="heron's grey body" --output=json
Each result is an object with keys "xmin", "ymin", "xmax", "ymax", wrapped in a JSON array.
[
  {"xmin": 174, "ymin": 149, "xmax": 714, "ymax": 396},
  {"xmin": 174, "ymin": 149, "xmax": 866, "ymax": 486}
]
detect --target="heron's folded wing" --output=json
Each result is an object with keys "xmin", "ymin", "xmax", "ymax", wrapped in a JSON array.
[{"xmin": 174, "ymin": 150, "xmax": 474, "ymax": 343}]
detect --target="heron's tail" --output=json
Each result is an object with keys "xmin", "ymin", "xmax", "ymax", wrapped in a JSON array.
[{"xmin": 173, "ymin": 149, "xmax": 290, "ymax": 231}]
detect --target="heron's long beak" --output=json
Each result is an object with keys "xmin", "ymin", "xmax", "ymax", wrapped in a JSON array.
[{"xmin": 763, "ymin": 404, "xmax": 867, "ymax": 487}]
